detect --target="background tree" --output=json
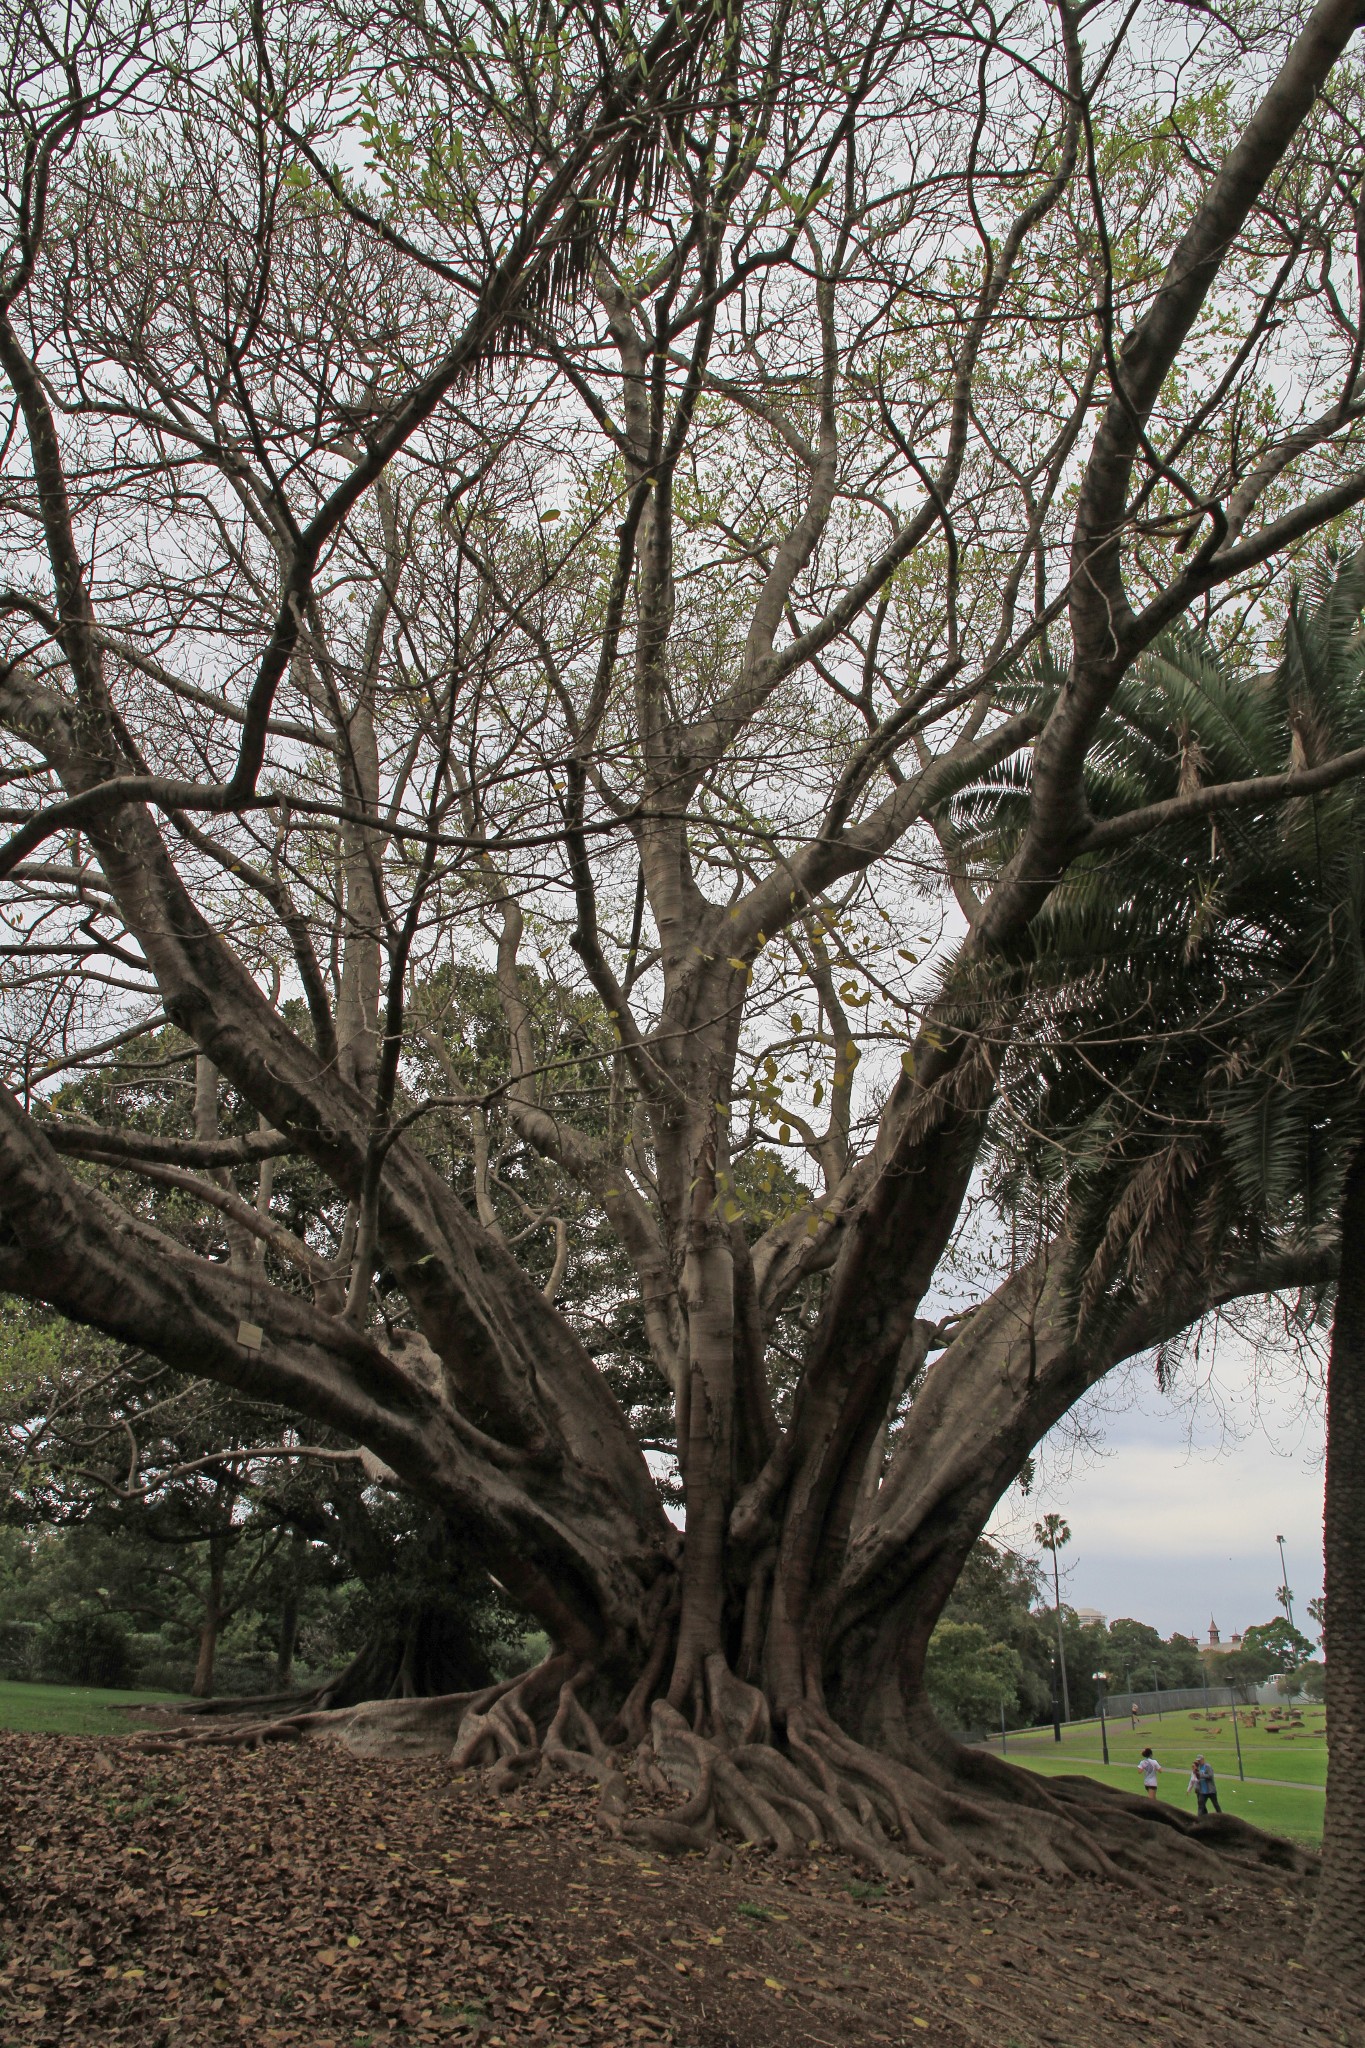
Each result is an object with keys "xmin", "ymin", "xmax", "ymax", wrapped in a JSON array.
[
  {"xmin": 4, "ymin": 0, "xmax": 1365, "ymax": 1916},
  {"xmin": 2, "ymin": 1308, "xmax": 359, "ymax": 1694},
  {"xmin": 1033, "ymin": 1514, "xmax": 1072, "ymax": 1722},
  {"xmin": 1105, "ymin": 1619, "xmax": 1203, "ymax": 1697},
  {"xmin": 934, "ymin": 1539, "xmax": 1055, "ymax": 1726},
  {"xmin": 1221, "ymin": 1619, "xmax": 1319, "ymax": 1685},
  {"xmin": 923, "ymin": 1624, "xmax": 1024, "ymax": 1736},
  {"xmin": 0, "ymin": 1312, "xmax": 526, "ymax": 1700}
]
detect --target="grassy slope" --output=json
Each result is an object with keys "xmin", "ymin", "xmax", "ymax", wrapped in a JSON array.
[
  {"xmin": 0, "ymin": 1678, "xmax": 185, "ymax": 1736},
  {"xmin": 995, "ymin": 1703, "xmax": 1325, "ymax": 1845}
]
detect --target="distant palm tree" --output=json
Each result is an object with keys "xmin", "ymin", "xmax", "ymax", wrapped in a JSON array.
[{"xmin": 1035, "ymin": 1513, "xmax": 1072, "ymax": 1723}]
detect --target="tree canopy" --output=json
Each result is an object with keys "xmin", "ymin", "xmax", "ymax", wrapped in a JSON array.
[{"xmin": 3, "ymin": 0, "xmax": 1365, "ymax": 1917}]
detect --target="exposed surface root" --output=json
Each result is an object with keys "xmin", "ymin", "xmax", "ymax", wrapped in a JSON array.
[
  {"xmin": 127, "ymin": 1676, "xmax": 527, "ymax": 1758},
  {"xmin": 124, "ymin": 1648, "xmax": 1315, "ymax": 1892},
  {"xmin": 451, "ymin": 1653, "xmax": 576, "ymax": 1791},
  {"xmin": 144, "ymin": 1687, "xmax": 316, "ymax": 1719}
]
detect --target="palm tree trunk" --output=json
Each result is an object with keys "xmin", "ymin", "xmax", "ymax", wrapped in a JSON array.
[{"xmin": 1307, "ymin": 1132, "xmax": 1365, "ymax": 1990}]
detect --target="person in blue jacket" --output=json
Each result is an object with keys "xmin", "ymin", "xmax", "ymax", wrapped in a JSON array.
[{"xmin": 1187, "ymin": 1755, "xmax": 1221, "ymax": 1816}]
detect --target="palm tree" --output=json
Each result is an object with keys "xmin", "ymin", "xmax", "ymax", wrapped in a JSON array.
[
  {"xmin": 961, "ymin": 553, "xmax": 1365, "ymax": 1989},
  {"xmin": 1310, "ymin": 1139, "xmax": 1365, "ymax": 1989},
  {"xmin": 1035, "ymin": 1513, "xmax": 1072, "ymax": 1724}
]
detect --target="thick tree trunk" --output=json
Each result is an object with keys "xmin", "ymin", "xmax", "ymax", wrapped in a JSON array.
[
  {"xmin": 275, "ymin": 1528, "xmax": 311, "ymax": 1689},
  {"xmin": 312, "ymin": 1604, "xmax": 497, "ymax": 1710},
  {"xmin": 670, "ymin": 1219, "xmax": 737, "ymax": 1706},
  {"xmin": 1307, "ymin": 1135, "xmax": 1365, "ymax": 1990},
  {"xmin": 276, "ymin": 1593, "xmax": 299, "ymax": 1691},
  {"xmin": 757, "ymin": 1093, "xmax": 993, "ymax": 1718},
  {"xmin": 192, "ymin": 1535, "xmax": 227, "ymax": 1700}
]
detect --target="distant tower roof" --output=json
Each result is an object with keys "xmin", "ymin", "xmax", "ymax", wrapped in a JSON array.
[{"xmin": 1208, "ymin": 1617, "xmax": 1220, "ymax": 1645}]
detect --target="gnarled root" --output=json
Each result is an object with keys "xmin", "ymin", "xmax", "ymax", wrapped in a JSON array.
[
  {"xmin": 120, "ymin": 1648, "xmax": 1316, "ymax": 1898},
  {"xmin": 451, "ymin": 1652, "xmax": 577, "ymax": 1791},
  {"xmin": 125, "ymin": 1673, "xmax": 533, "ymax": 1759},
  {"xmin": 542, "ymin": 1665, "xmax": 629, "ymax": 1815},
  {"xmin": 619, "ymin": 1662, "xmax": 944, "ymax": 1892},
  {"xmin": 616, "ymin": 1674, "xmax": 1309, "ymax": 1898}
]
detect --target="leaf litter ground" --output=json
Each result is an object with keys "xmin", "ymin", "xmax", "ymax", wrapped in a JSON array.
[{"xmin": 0, "ymin": 1730, "xmax": 1354, "ymax": 2048}]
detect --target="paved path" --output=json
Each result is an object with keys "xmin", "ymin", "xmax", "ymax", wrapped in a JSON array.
[{"xmin": 987, "ymin": 1745, "xmax": 1322, "ymax": 1791}]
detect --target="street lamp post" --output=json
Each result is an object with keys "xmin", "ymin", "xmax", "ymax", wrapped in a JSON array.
[
  {"xmin": 1276, "ymin": 1533, "xmax": 1296, "ymax": 1631},
  {"xmin": 1050, "ymin": 1655, "xmax": 1062, "ymax": 1745},
  {"xmin": 1094, "ymin": 1672, "xmax": 1110, "ymax": 1767},
  {"xmin": 1152, "ymin": 1666, "xmax": 1163, "ymax": 1720}
]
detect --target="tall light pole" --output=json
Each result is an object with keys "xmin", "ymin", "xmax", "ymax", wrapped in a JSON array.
[
  {"xmin": 1035, "ymin": 1514, "xmax": 1072, "ymax": 1724},
  {"xmin": 1275, "ymin": 1533, "xmax": 1296, "ymax": 1631}
]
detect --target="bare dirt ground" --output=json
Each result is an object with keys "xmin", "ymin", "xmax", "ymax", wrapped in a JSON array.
[{"xmin": 0, "ymin": 1731, "xmax": 1358, "ymax": 2048}]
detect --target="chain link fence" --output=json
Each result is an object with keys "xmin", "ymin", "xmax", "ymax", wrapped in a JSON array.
[{"xmin": 1100, "ymin": 1683, "xmax": 1257, "ymax": 1716}]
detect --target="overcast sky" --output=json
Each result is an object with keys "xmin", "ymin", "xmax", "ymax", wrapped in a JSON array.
[{"xmin": 987, "ymin": 1327, "xmax": 1326, "ymax": 1648}]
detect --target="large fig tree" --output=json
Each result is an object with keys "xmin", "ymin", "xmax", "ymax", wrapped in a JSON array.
[{"xmin": 2, "ymin": 0, "xmax": 1364, "ymax": 1888}]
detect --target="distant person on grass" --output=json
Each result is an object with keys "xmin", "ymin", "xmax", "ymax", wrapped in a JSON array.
[
  {"xmin": 1130, "ymin": 1702, "xmax": 1140, "ymax": 1729},
  {"xmin": 1187, "ymin": 1756, "xmax": 1221, "ymax": 1817},
  {"xmin": 1137, "ymin": 1748, "xmax": 1162, "ymax": 1801}
]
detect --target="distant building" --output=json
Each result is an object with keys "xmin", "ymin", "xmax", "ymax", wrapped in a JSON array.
[
  {"xmin": 1201, "ymin": 1617, "xmax": 1243, "ymax": 1657},
  {"xmin": 1074, "ymin": 1606, "xmax": 1107, "ymax": 1628}
]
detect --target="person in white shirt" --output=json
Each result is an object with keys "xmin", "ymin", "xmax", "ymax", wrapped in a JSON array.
[{"xmin": 1137, "ymin": 1748, "xmax": 1162, "ymax": 1800}]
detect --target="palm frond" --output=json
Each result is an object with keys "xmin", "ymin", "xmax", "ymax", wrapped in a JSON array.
[{"xmin": 956, "ymin": 551, "xmax": 1365, "ymax": 1331}]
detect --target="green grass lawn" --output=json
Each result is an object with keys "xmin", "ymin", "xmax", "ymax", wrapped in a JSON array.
[
  {"xmin": 0, "ymin": 1678, "xmax": 186, "ymax": 1736},
  {"xmin": 992, "ymin": 1702, "xmax": 1326, "ymax": 1845},
  {"xmin": 998, "ymin": 1701, "xmax": 1326, "ymax": 1782},
  {"xmin": 1011, "ymin": 1750, "xmax": 1324, "ymax": 1844}
]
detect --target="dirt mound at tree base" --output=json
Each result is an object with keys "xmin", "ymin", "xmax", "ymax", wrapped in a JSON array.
[{"xmin": 0, "ymin": 1732, "xmax": 1354, "ymax": 2048}]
